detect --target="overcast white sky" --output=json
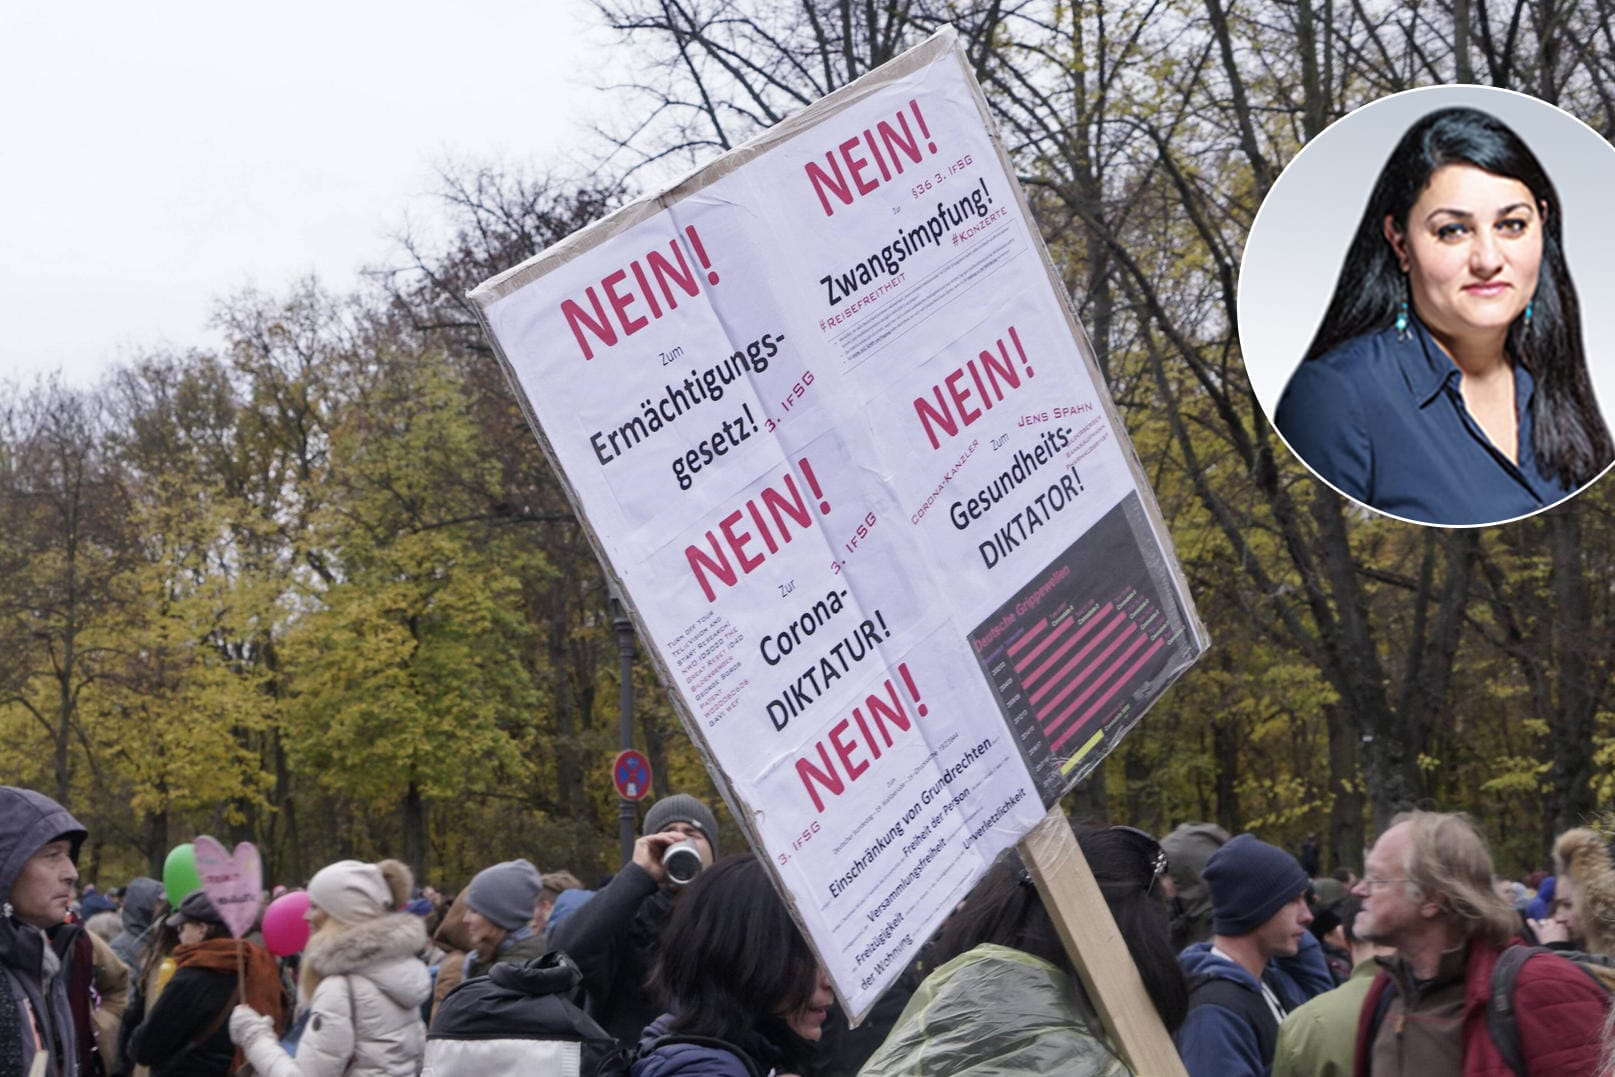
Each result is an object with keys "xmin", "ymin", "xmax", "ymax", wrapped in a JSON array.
[{"xmin": 2, "ymin": 1, "xmax": 617, "ymax": 388}]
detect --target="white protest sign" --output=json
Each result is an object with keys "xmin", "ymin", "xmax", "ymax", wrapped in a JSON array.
[{"xmin": 471, "ymin": 28, "xmax": 1208, "ymax": 1019}]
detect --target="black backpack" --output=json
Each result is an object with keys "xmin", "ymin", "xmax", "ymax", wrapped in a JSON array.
[
  {"xmin": 1184, "ymin": 965, "xmax": 1297, "ymax": 1066},
  {"xmin": 425, "ymin": 950, "xmax": 628, "ymax": 1077}
]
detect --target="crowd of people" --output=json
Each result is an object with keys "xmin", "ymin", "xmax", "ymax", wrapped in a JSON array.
[{"xmin": 4, "ymin": 782, "xmax": 1614, "ymax": 1076}]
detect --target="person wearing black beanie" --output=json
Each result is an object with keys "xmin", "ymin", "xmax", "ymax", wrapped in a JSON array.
[{"xmin": 1174, "ymin": 833, "xmax": 1335, "ymax": 1076}]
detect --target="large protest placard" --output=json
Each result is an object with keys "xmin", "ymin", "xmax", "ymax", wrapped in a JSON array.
[{"xmin": 471, "ymin": 28, "xmax": 1208, "ymax": 1019}]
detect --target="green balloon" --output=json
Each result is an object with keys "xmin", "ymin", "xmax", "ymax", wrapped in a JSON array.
[{"xmin": 163, "ymin": 842, "xmax": 201, "ymax": 903}]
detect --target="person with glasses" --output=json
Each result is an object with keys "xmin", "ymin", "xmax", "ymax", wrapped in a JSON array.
[
  {"xmin": 860, "ymin": 822, "xmax": 1188, "ymax": 1076},
  {"xmin": 1175, "ymin": 834, "xmax": 1333, "ymax": 1077},
  {"xmin": 1351, "ymin": 811, "xmax": 1606, "ymax": 1074}
]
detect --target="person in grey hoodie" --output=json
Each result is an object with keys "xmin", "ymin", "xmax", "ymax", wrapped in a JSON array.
[
  {"xmin": 1, "ymin": 785, "xmax": 89, "ymax": 1077},
  {"xmin": 110, "ymin": 878, "xmax": 164, "ymax": 972}
]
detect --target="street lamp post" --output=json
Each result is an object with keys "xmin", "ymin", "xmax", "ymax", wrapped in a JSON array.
[{"xmin": 609, "ymin": 585, "xmax": 637, "ymax": 866}]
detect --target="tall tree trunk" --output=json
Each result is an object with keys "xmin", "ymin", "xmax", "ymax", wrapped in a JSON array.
[
  {"xmin": 1325, "ymin": 702, "xmax": 1364, "ymax": 870},
  {"xmin": 55, "ymin": 605, "xmax": 75, "ymax": 805},
  {"xmin": 1213, "ymin": 720, "xmax": 1241, "ymax": 832},
  {"xmin": 403, "ymin": 780, "xmax": 428, "ymax": 882},
  {"xmin": 549, "ymin": 594, "xmax": 584, "ymax": 819},
  {"xmin": 84, "ymin": 837, "xmax": 102, "ymax": 889},
  {"xmin": 1547, "ymin": 507, "xmax": 1596, "ymax": 836},
  {"xmin": 1123, "ymin": 746, "xmax": 1153, "ymax": 828},
  {"xmin": 145, "ymin": 807, "xmax": 169, "ymax": 879},
  {"xmin": 1454, "ymin": 0, "xmax": 1474, "ymax": 81},
  {"xmin": 643, "ymin": 675, "xmax": 672, "ymax": 802},
  {"xmin": 1309, "ymin": 496, "xmax": 1419, "ymax": 827},
  {"xmin": 272, "ymin": 727, "xmax": 303, "ymax": 885},
  {"xmin": 1295, "ymin": 0, "xmax": 1328, "ymax": 139}
]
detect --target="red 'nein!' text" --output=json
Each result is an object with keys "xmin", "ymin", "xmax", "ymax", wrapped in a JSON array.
[
  {"xmin": 795, "ymin": 663, "xmax": 928, "ymax": 812},
  {"xmin": 915, "ymin": 325, "xmax": 1035, "ymax": 450},
  {"xmin": 805, "ymin": 99, "xmax": 939, "ymax": 217},
  {"xmin": 560, "ymin": 226, "xmax": 719, "ymax": 361},
  {"xmin": 684, "ymin": 458, "xmax": 831, "ymax": 603}
]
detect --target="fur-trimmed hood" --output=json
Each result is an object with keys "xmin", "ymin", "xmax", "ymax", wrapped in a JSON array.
[
  {"xmin": 1553, "ymin": 827, "xmax": 1615, "ymax": 957},
  {"xmin": 243, "ymin": 912, "xmax": 429, "ymax": 1077},
  {"xmin": 304, "ymin": 911, "xmax": 430, "ymax": 1008}
]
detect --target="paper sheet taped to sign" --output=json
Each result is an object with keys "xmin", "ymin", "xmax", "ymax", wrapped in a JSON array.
[{"xmin": 470, "ymin": 27, "xmax": 1208, "ymax": 1020}]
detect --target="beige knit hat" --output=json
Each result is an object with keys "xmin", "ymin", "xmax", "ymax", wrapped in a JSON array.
[{"xmin": 307, "ymin": 859, "xmax": 412, "ymax": 925}]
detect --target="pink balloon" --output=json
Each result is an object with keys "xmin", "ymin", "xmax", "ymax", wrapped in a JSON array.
[{"xmin": 262, "ymin": 890, "xmax": 311, "ymax": 956}]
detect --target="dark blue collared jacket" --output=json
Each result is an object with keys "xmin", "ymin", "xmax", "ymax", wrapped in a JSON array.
[{"xmin": 1275, "ymin": 318, "xmax": 1573, "ymax": 525}]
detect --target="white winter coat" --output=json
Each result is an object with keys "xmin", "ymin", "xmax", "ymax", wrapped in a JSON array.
[{"xmin": 235, "ymin": 913, "xmax": 430, "ymax": 1077}]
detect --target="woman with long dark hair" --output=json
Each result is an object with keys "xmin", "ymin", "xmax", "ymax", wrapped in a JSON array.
[
  {"xmin": 1275, "ymin": 105, "xmax": 1611, "ymax": 525},
  {"xmin": 632, "ymin": 854, "xmax": 832, "ymax": 1077},
  {"xmin": 859, "ymin": 823, "xmax": 1187, "ymax": 1075}
]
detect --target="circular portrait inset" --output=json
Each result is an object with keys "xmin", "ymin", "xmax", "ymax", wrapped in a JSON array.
[{"xmin": 1241, "ymin": 86, "xmax": 1615, "ymax": 527}]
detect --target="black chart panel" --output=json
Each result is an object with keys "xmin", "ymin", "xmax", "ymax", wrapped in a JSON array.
[{"xmin": 968, "ymin": 492, "xmax": 1199, "ymax": 807}]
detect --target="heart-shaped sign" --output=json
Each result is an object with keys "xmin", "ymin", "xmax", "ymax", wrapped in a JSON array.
[{"xmin": 193, "ymin": 835, "xmax": 264, "ymax": 939}]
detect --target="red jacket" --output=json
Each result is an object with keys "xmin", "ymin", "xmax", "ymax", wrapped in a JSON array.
[{"xmin": 1353, "ymin": 936, "xmax": 1606, "ymax": 1076}]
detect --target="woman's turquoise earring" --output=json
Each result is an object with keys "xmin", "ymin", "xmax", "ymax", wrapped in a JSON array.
[
  {"xmin": 1396, "ymin": 273, "xmax": 1412, "ymax": 341},
  {"xmin": 1524, "ymin": 300, "xmax": 1534, "ymax": 330}
]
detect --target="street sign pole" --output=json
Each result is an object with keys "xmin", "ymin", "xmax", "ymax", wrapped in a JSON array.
[{"xmin": 609, "ymin": 584, "xmax": 637, "ymax": 867}]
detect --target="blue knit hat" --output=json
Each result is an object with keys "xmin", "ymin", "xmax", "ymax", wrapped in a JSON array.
[{"xmin": 1203, "ymin": 833, "xmax": 1312, "ymax": 936}]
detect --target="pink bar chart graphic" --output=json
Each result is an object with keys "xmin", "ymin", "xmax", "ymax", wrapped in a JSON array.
[{"xmin": 968, "ymin": 493, "xmax": 1197, "ymax": 806}]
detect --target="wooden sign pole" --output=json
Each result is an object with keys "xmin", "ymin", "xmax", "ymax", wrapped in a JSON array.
[{"xmin": 1017, "ymin": 807, "xmax": 1188, "ymax": 1077}]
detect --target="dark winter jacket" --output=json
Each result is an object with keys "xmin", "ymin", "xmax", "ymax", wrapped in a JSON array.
[
  {"xmin": 1175, "ymin": 932, "xmax": 1334, "ymax": 1077},
  {"xmin": 423, "ymin": 951, "xmax": 626, "ymax": 1077},
  {"xmin": 630, "ymin": 1014, "xmax": 780, "ymax": 1077},
  {"xmin": 547, "ymin": 863, "xmax": 673, "ymax": 1047},
  {"xmin": 1353, "ymin": 936, "xmax": 1607, "ymax": 1076},
  {"xmin": 127, "ymin": 962, "xmax": 238, "ymax": 1076},
  {"xmin": 463, "ymin": 931, "xmax": 548, "ymax": 981},
  {"xmin": 1, "ymin": 787, "xmax": 87, "ymax": 1077},
  {"xmin": 110, "ymin": 879, "xmax": 164, "ymax": 972}
]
